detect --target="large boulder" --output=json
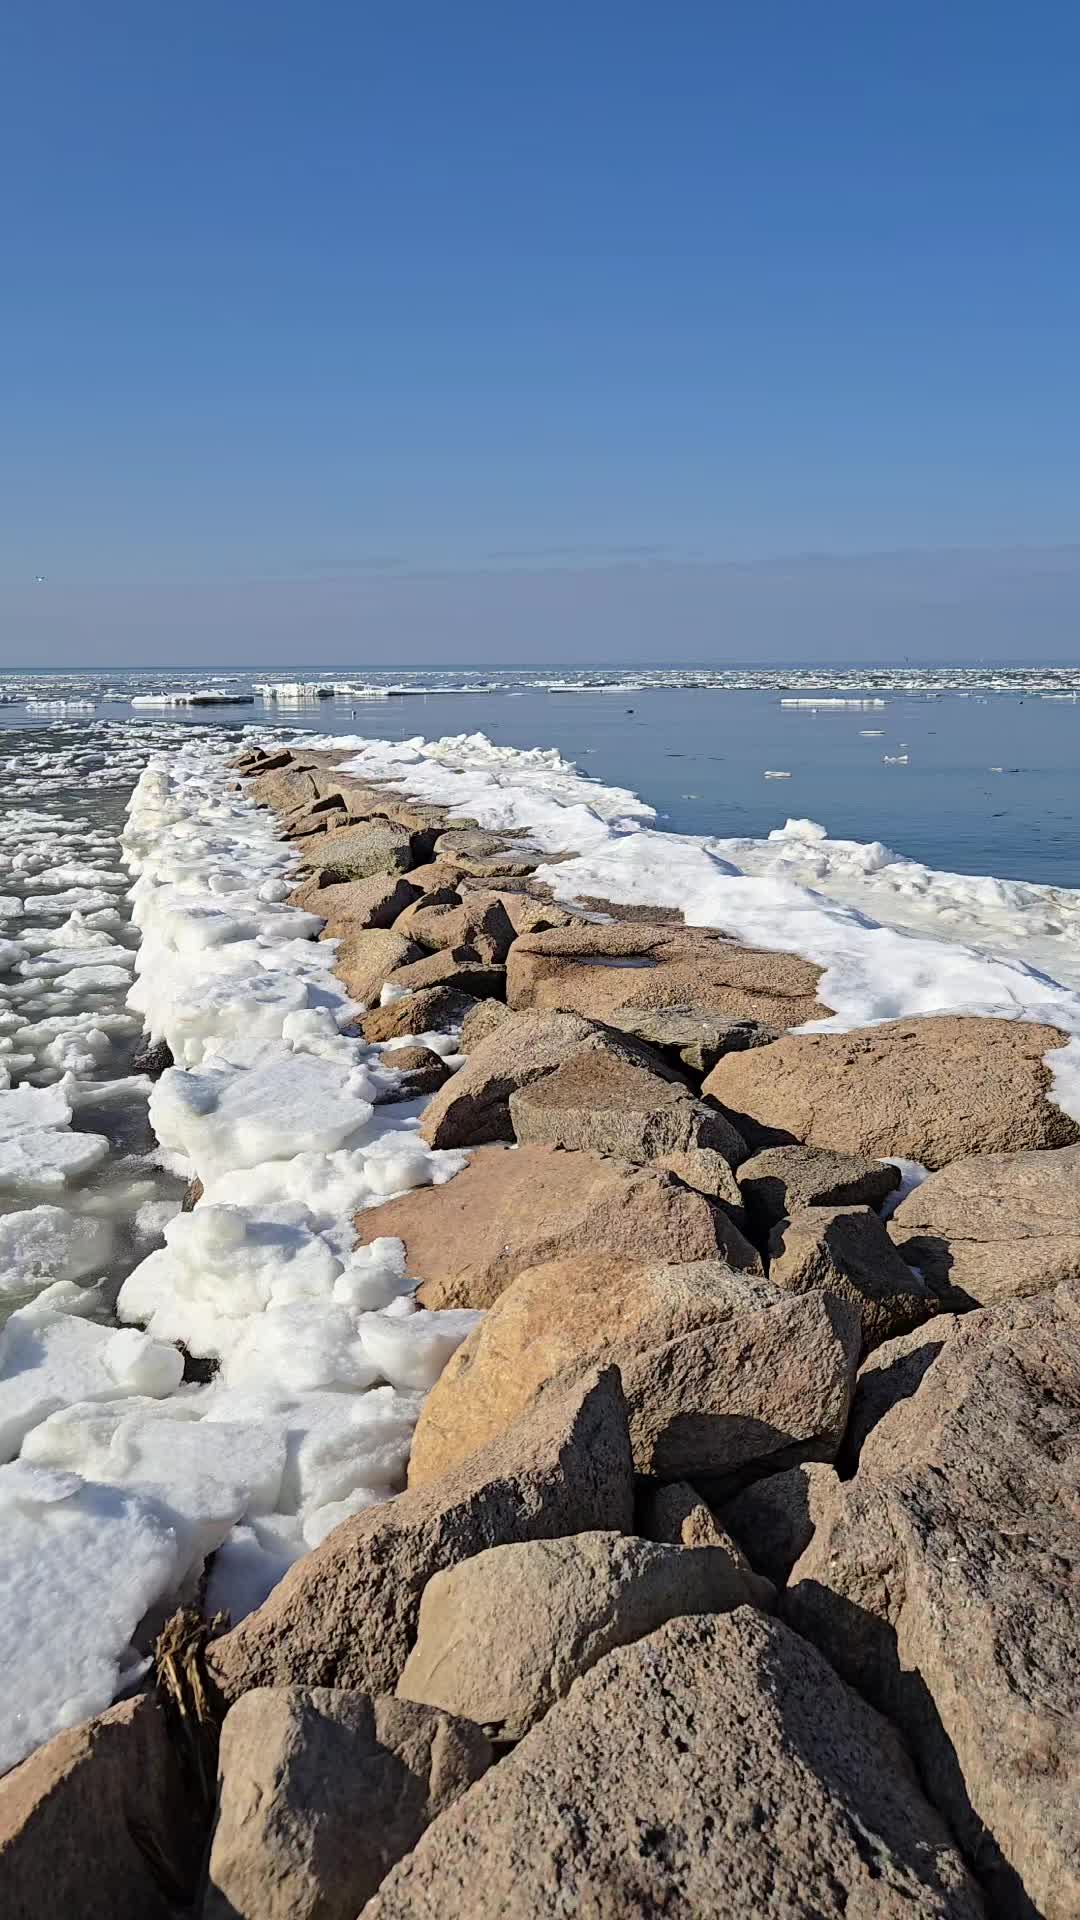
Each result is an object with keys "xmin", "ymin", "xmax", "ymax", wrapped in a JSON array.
[
  {"xmin": 635, "ymin": 1478, "xmax": 775, "ymax": 1606},
  {"xmin": 606, "ymin": 1003, "xmax": 782, "ymax": 1074},
  {"xmin": 786, "ymin": 1280, "xmax": 1080, "ymax": 1918},
  {"xmin": 721, "ymin": 1461, "xmax": 840, "ymax": 1586},
  {"xmin": 205, "ymin": 1688, "xmax": 491, "ymax": 1920},
  {"xmin": 381, "ymin": 946, "xmax": 506, "ymax": 1002},
  {"xmin": 331, "ymin": 929, "xmax": 424, "ymax": 1007},
  {"xmin": 360, "ymin": 987, "xmax": 478, "ymax": 1044},
  {"xmin": 407, "ymin": 1254, "xmax": 859, "ymax": 1489},
  {"xmin": 767, "ymin": 1205, "xmax": 939, "ymax": 1351},
  {"xmin": 362, "ymin": 1611, "xmax": 984, "ymax": 1918},
  {"xmin": 506, "ymin": 921, "xmax": 829, "ymax": 1024},
  {"xmin": 289, "ymin": 873, "xmax": 421, "ymax": 932},
  {"xmin": 354, "ymin": 1145, "xmax": 761, "ymax": 1313},
  {"xmin": 208, "ymin": 1367, "xmax": 634, "ymax": 1704},
  {"xmin": 396, "ymin": 1530, "xmax": 765, "ymax": 1739},
  {"xmin": 703, "ymin": 1016, "xmax": 1080, "ymax": 1167},
  {"xmin": 433, "ymin": 828, "xmax": 549, "ymax": 878},
  {"xmin": 310, "ymin": 820, "xmax": 418, "ymax": 883},
  {"xmin": 393, "ymin": 894, "xmax": 518, "ymax": 963},
  {"xmin": 738, "ymin": 1142, "xmax": 900, "ymax": 1234},
  {"xmin": 508, "ymin": 1049, "xmax": 747, "ymax": 1174},
  {"xmin": 247, "ymin": 764, "xmax": 320, "ymax": 813},
  {"xmin": 839, "ymin": 1315, "xmax": 961, "ymax": 1471},
  {"xmin": 888, "ymin": 1143, "xmax": 1080, "ymax": 1305},
  {"xmin": 0, "ymin": 1695, "xmax": 201, "ymax": 1920},
  {"xmin": 416, "ymin": 1008, "xmax": 646, "ymax": 1149}
]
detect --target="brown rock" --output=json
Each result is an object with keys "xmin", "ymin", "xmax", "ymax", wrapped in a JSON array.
[
  {"xmin": 738, "ymin": 1142, "xmax": 900, "ymax": 1233},
  {"xmin": 786, "ymin": 1280, "xmax": 1080, "ymax": 1918},
  {"xmin": 205, "ymin": 1688, "xmax": 491, "ymax": 1920},
  {"xmin": 289, "ymin": 873, "xmax": 421, "ymax": 931},
  {"xmin": 359, "ymin": 989, "xmax": 477, "ymax": 1044},
  {"xmin": 396, "ymin": 1530, "xmax": 765, "ymax": 1739},
  {"xmin": 355, "ymin": 1145, "xmax": 761, "ymax": 1313},
  {"xmin": 458, "ymin": 884, "xmax": 571, "ymax": 938},
  {"xmin": 208, "ymin": 1366, "xmax": 634, "ymax": 1704},
  {"xmin": 840, "ymin": 1315, "xmax": 961, "ymax": 1471},
  {"xmin": 508, "ymin": 1048, "xmax": 747, "ymax": 1171},
  {"xmin": 362, "ymin": 1612, "xmax": 984, "ymax": 1919},
  {"xmin": 768, "ymin": 1205, "xmax": 939, "ymax": 1351},
  {"xmin": 704, "ymin": 1015, "xmax": 1080, "ymax": 1168},
  {"xmin": 651, "ymin": 1144, "xmax": 744, "ymax": 1207},
  {"xmin": 433, "ymin": 828, "xmax": 549, "ymax": 878},
  {"xmin": 407, "ymin": 1254, "xmax": 858, "ymax": 1490},
  {"xmin": 888, "ymin": 1143, "xmax": 1080, "ymax": 1306},
  {"xmin": 417, "ymin": 1009, "xmax": 612, "ymax": 1148},
  {"xmin": 636, "ymin": 1479, "xmax": 775, "ymax": 1607},
  {"xmin": 722, "ymin": 1461, "xmax": 840, "ymax": 1586},
  {"xmin": 457, "ymin": 998, "xmax": 509, "ymax": 1050},
  {"xmin": 311, "ymin": 820, "xmax": 417, "ymax": 883},
  {"xmin": 247, "ymin": 765, "xmax": 320, "ymax": 813},
  {"xmin": 381, "ymin": 945, "xmax": 506, "ymax": 1001},
  {"xmin": 606, "ymin": 1002, "xmax": 782, "ymax": 1074},
  {"xmin": 236, "ymin": 746, "xmax": 292, "ymax": 774},
  {"xmin": 506, "ymin": 920, "xmax": 829, "ymax": 1024},
  {"xmin": 331, "ymin": 929, "xmax": 424, "ymax": 1006},
  {"xmin": 374, "ymin": 1045, "xmax": 451, "ymax": 1100},
  {"xmin": 0, "ymin": 1695, "xmax": 201, "ymax": 1920},
  {"xmin": 394, "ymin": 894, "xmax": 518, "ymax": 963}
]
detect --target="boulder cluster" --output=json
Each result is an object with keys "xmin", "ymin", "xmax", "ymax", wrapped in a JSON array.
[{"xmin": 4, "ymin": 743, "xmax": 1078, "ymax": 1919}]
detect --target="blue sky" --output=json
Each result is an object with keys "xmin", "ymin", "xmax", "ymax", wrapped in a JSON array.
[{"xmin": 2, "ymin": 1, "xmax": 1079, "ymax": 663}]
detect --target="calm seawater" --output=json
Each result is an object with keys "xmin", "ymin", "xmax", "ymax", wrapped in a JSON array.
[{"xmin": 4, "ymin": 680, "xmax": 1079, "ymax": 887}]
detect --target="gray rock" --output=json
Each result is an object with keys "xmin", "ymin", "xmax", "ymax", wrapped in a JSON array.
[
  {"xmin": 397, "ymin": 1531, "xmax": 767, "ymax": 1739},
  {"xmin": 509, "ymin": 1048, "xmax": 747, "ymax": 1173},
  {"xmin": 722, "ymin": 1461, "xmax": 840, "ymax": 1585},
  {"xmin": 205, "ymin": 1688, "xmax": 491, "ymax": 1920},
  {"xmin": 208, "ymin": 1366, "xmax": 634, "ymax": 1704},
  {"xmin": 362, "ymin": 1612, "xmax": 984, "ymax": 1919},
  {"xmin": 786, "ymin": 1279, "xmax": 1080, "ymax": 1918},
  {"xmin": 768, "ymin": 1205, "xmax": 939, "ymax": 1351},
  {"xmin": 738, "ymin": 1142, "xmax": 900, "ymax": 1232},
  {"xmin": 607, "ymin": 1002, "xmax": 781, "ymax": 1074}
]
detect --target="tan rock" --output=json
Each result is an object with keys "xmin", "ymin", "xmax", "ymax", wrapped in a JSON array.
[
  {"xmin": 417, "ymin": 1008, "xmax": 613, "ymax": 1147},
  {"xmin": 786, "ymin": 1280, "xmax": 1080, "ymax": 1918},
  {"xmin": 722, "ymin": 1461, "xmax": 840, "ymax": 1586},
  {"xmin": 359, "ymin": 988, "xmax": 478, "ymax": 1043},
  {"xmin": 407, "ymin": 1254, "xmax": 858, "ymax": 1489},
  {"xmin": 738, "ymin": 1142, "xmax": 900, "ymax": 1232},
  {"xmin": 433, "ymin": 828, "xmax": 549, "ymax": 878},
  {"xmin": 704, "ymin": 1015, "xmax": 1080, "ymax": 1167},
  {"xmin": 397, "ymin": 1531, "xmax": 765, "ymax": 1739},
  {"xmin": 373, "ymin": 1045, "xmax": 451, "ymax": 1101},
  {"xmin": 381, "ymin": 945, "xmax": 506, "ymax": 1001},
  {"xmin": 247, "ymin": 765, "xmax": 320, "ymax": 813},
  {"xmin": 506, "ymin": 920, "xmax": 829, "ymax": 1023},
  {"xmin": 508, "ymin": 1048, "xmax": 747, "ymax": 1170},
  {"xmin": 355, "ymin": 1145, "xmax": 761, "ymax": 1313},
  {"xmin": 311, "ymin": 820, "xmax": 417, "ymax": 883},
  {"xmin": 394, "ymin": 894, "xmax": 517, "ymax": 963},
  {"xmin": 331, "ymin": 928, "xmax": 424, "ymax": 1006},
  {"xmin": 0, "ymin": 1695, "xmax": 201, "ymax": 1920},
  {"xmin": 888, "ymin": 1142, "xmax": 1080, "ymax": 1305},
  {"xmin": 208, "ymin": 1366, "xmax": 634, "ymax": 1704},
  {"xmin": 768, "ymin": 1204, "xmax": 939, "ymax": 1351},
  {"xmin": 362, "ymin": 1612, "xmax": 984, "ymax": 1919},
  {"xmin": 205, "ymin": 1688, "xmax": 491, "ymax": 1920},
  {"xmin": 651, "ymin": 1143, "xmax": 744, "ymax": 1207},
  {"xmin": 289, "ymin": 872, "xmax": 421, "ymax": 931},
  {"xmin": 457, "ymin": 998, "xmax": 509, "ymax": 1050},
  {"xmin": 458, "ymin": 884, "xmax": 571, "ymax": 938},
  {"xmin": 840, "ymin": 1315, "xmax": 961, "ymax": 1471},
  {"xmin": 607, "ymin": 1003, "xmax": 782, "ymax": 1074},
  {"xmin": 636, "ymin": 1478, "xmax": 775, "ymax": 1607}
]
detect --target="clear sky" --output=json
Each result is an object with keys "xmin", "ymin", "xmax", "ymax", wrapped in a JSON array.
[{"xmin": 2, "ymin": 0, "xmax": 1079, "ymax": 664}]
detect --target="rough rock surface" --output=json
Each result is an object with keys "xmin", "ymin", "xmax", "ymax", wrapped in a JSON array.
[
  {"xmin": 381, "ymin": 945, "xmax": 507, "ymax": 1002},
  {"xmin": 374, "ymin": 1045, "xmax": 451, "ymax": 1099},
  {"xmin": 332, "ymin": 928, "xmax": 424, "ymax": 1006},
  {"xmin": 768, "ymin": 1204, "xmax": 939, "ymax": 1350},
  {"xmin": 508, "ymin": 1048, "xmax": 747, "ymax": 1171},
  {"xmin": 289, "ymin": 872, "xmax": 421, "ymax": 931},
  {"xmin": 397, "ymin": 1530, "xmax": 765, "ymax": 1739},
  {"xmin": 840, "ymin": 1315, "xmax": 961, "ymax": 1470},
  {"xmin": 606, "ymin": 1003, "xmax": 782, "ymax": 1074},
  {"xmin": 312, "ymin": 820, "xmax": 418, "ymax": 883},
  {"xmin": 363, "ymin": 1612, "xmax": 984, "ymax": 1919},
  {"xmin": 433, "ymin": 828, "xmax": 548, "ymax": 878},
  {"xmin": 722, "ymin": 1461, "xmax": 840, "ymax": 1586},
  {"xmin": 359, "ymin": 987, "xmax": 478, "ymax": 1044},
  {"xmin": 205, "ymin": 1688, "xmax": 491, "ymax": 1920},
  {"xmin": 393, "ymin": 894, "xmax": 518, "ymax": 963},
  {"xmin": 506, "ymin": 920, "xmax": 829, "ymax": 1024},
  {"xmin": 248, "ymin": 765, "xmax": 320, "ymax": 813},
  {"xmin": 417, "ymin": 1008, "xmax": 642, "ymax": 1149},
  {"xmin": 738, "ymin": 1142, "xmax": 900, "ymax": 1232},
  {"xmin": 407, "ymin": 1254, "xmax": 859, "ymax": 1488},
  {"xmin": 355, "ymin": 1145, "xmax": 761, "ymax": 1313},
  {"xmin": 458, "ymin": 997, "xmax": 510, "ymax": 1050},
  {"xmin": 786, "ymin": 1280, "xmax": 1080, "ymax": 1918},
  {"xmin": 634, "ymin": 1479, "xmax": 775, "ymax": 1605},
  {"xmin": 208, "ymin": 1367, "xmax": 634, "ymax": 1703},
  {"xmin": 704, "ymin": 1016, "xmax": 1080, "ymax": 1167},
  {"xmin": 888, "ymin": 1143, "xmax": 1080, "ymax": 1305},
  {"xmin": 0, "ymin": 1695, "xmax": 201, "ymax": 1920}
]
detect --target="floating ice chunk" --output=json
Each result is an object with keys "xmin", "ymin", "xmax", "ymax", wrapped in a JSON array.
[
  {"xmin": 102, "ymin": 1328, "xmax": 184, "ymax": 1395},
  {"xmin": 0, "ymin": 1080, "xmax": 73, "ymax": 1137},
  {"xmin": 133, "ymin": 1198, "xmax": 182, "ymax": 1243},
  {"xmin": 203, "ymin": 1515, "xmax": 305, "ymax": 1622},
  {"xmin": 357, "ymin": 1306, "xmax": 481, "ymax": 1391},
  {"xmin": 148, "ymin": 1053, "xmax": 375, "ymax": 1180},
  {"xmin": 0, "ymin": 1461, "xmax": 180, "ymax": 1774},
  {"xmin": 763, "ymin": 770, "xmax": 791, "ymax": 780},
  {"xmin": 0, "ymin": 1127, "xmax": 110, "ymax": 1192},
  {"xmin": 222, "ymin": 1301, "xmax": 382, "ymax": 1395},
  {"xmin": 0, "ymin": 1206, "xmax": 115, "ymax": 1300},
  {"xmin": 0, "ymin": 1307, "xmax": 184, "ymax": 1460}
]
